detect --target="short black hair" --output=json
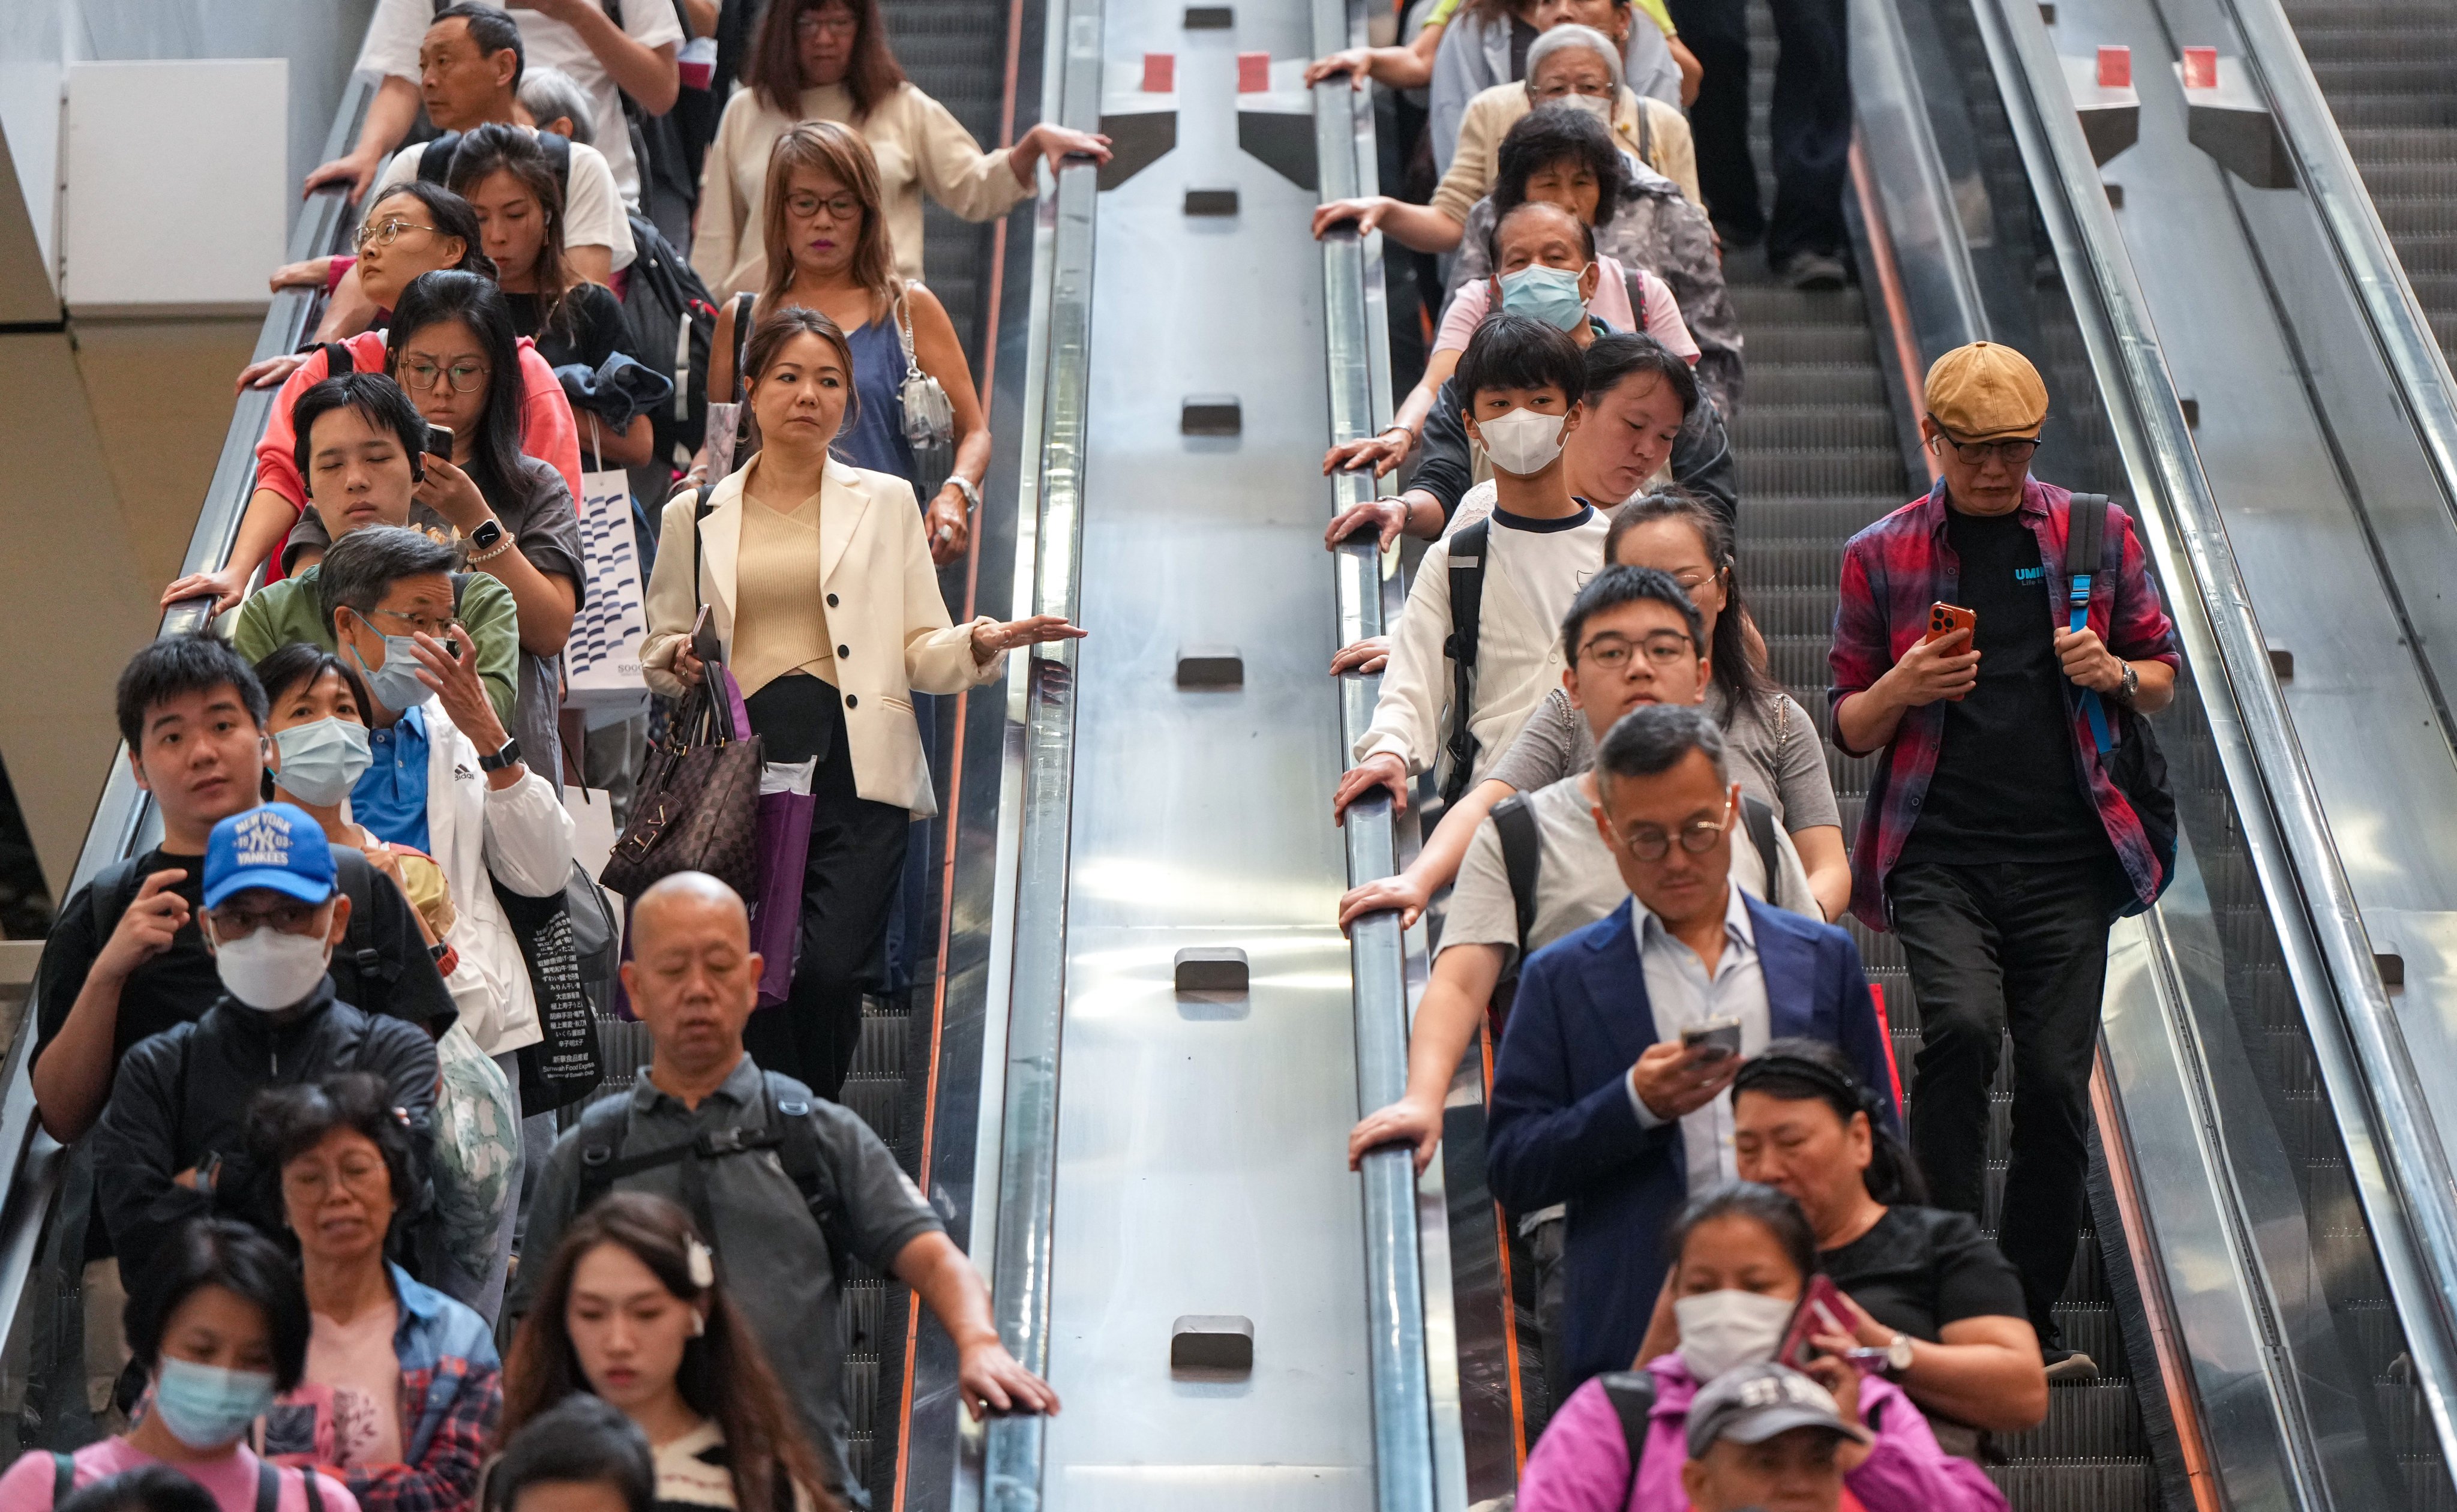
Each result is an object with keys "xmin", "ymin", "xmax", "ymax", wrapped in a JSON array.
[
  {"xmin": 1492, "ymin": 104, "xmax": 1624, "ymax": 229},
  {"xmin": 57, "ymin": 1468, "xmax": 222, "ymax": 1512},
  {"xmin": 1455, "ymin": 312, "xmax": 1586, "ymax": 410},
  {"xmin": 1596, "ymin": 701, "xmax": 1729, "ymax": 788},
  {"xmin": 290, "ymin": 372, "xmax": 428, "ymax": 490},
  {"xmin": 115, "ymin": 634, "xmax": 268, "ymax": 751},
  {"xmin": 1560, "ymin": 564, "xmax": 1703, "ymax": 665},
  {"xmin": 1586, "ymin": 331, "xmax": 1697, "ymax": 418},
  {"xmin": 245, "ymin": 1073, "xmax": 421, "ymax": 1232},
  {"xmin": 124, "ymin": 1217, "xmax": 311, "ymax": 1393},
  {"xmin": 1490, "ymin": 197, "xmax": 1596, "ymax": 268},
  {"xmin": 387, "ymin": 270, "xmax": 524, "ymax": 508},
  {"xmin": 431, "ymin": 1, "xmax": 526, "ymax": 85},
  {"xmin": 319, "ymin": 525, "xmax": 459, "ymax": 637},
  {"xmin": 488, "ymin": 1394, "xmax": 657, "ymax": 1512},
  {"xmin": 253, "ymin": 641, "xmax": 374, "ymax": 722}
]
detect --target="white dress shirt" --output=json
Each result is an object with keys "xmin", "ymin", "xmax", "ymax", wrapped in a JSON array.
[{"xmin": 1624, "ymin": 883, "xmax": 1771, "ymax": 1194}]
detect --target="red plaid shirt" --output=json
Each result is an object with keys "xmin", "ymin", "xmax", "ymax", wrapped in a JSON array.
[{"xmin": 1827, "ymin": 477, "xmax": 2179, "ymax": 930}]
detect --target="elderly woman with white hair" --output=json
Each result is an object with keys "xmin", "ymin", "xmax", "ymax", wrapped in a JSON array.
[{"xmin": 518, "ymin": 64, "xmax": 598, "ymax": 145}]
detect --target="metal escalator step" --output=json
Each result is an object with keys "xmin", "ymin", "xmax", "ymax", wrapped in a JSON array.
[
  {"xmin": 1987, "ymin": 1459, "xmax": 2159, "ymax": 1512},
  {"xmin": 1735, "ymin": 323, "xmax": 1888, "ymax": 365},
  {"xmin": 1729, "ymin": 401, "xmax": 1897, "ymax": 450},
  {"xmin": 2317, "ymin": 94, "xmax": 2457, "ymax": 130},
  {"xmin": 2307, "ymin": 59, "xmax": 2455, "ymax": 95},
  {"xmin": 1993, "ymin": 1380, "xmax": 2149, "ymax": 1460},
  {"xmin": 1739, "ymin": 449, "xmax": 1908, "ymax": 495},
  {"xmin": 1745, "ymin": 495, "xmax": 1909, "ymax": 536},
  {"xmin": 1742, "ymin": 364, "xmax": 1888, "ymax": 406},
  {"xmin": 2351, "ymin": 161, "xmax": 2457, "ymax": 197},
  {"xmin": 2050, "ymin": 1301, "xmax": 2126, "ymax": 1371}
]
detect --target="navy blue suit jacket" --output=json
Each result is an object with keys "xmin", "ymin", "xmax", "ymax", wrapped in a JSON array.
[{"xmin": 1485, "ymin": 893, "xmax": 1898, "ymax": 1387}]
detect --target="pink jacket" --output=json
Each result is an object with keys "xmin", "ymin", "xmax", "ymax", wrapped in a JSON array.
[
  {"xmin": 1517, "ymin": 1355, "xmax": 2012, "ymax": 1512},
  {"xmin": 253, "ymin": 330, "xmax": 584, "ymax": 523}
]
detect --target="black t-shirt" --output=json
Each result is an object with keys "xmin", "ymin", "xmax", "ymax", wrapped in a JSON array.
[
  {"xmin": 1822, "ymin": 1205, "xmax": 2027, "ymax": 1341},
  {"xmin": 508, "ymin": 282, "xmax": 632, "ymax": 375},
  {"xmin": 1899, "ymin": 505, "xmax": 2109, "ymax": 865}
]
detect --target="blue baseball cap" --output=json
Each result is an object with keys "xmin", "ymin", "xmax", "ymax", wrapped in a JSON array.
[{"xmin": 203, "ymin": 803, "xmax": 338, "ymax": 910}]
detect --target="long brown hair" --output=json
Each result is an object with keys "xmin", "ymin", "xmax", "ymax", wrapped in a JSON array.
[
  {"xmin": 500, "ymin": 1193, "xmax": 837, "ymax": 1512},
  {"xmin": 746, "ymin": 0, "xmax": 907, "ymax": 118},
  {"xmin": 758, "ymin": 120, "xmax": 900, "ymax": 322},
  {"xmin": 445, "ymin": 122, "xmax": 574, "ymax": 340}
]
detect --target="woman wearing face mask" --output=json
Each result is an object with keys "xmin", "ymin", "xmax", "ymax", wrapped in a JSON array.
[
  {"xmin": 247, "ymin": 1076, "xmax": 503, "ymax": 1512},
  {"xmin": 0, "ymin": 1219, "xmax": 359, "ymax": 1511},
  {"xmin": 168, "ymin": 184, "xmax": 584, "ymax": 622},
  {"xmin": 499, "ymin": 1194, "xmax": 833, "ymax": 1511},
  {"xmin": 1736, "ymin": 1042, "xmax": 2049, "ymax": 1436},
  {"xmin": 1516, "ymin": 1184, "xmax": 2011, "ymax": 1512},
  {"xmin": 641, "ymin": 305, "xmax": 1081, "ymax": 1098}
]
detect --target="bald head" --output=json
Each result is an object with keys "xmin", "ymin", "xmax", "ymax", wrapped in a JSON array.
[
  {"xmin": 1495, "ymin": 198, "xmax": 1595, "ymax": 267},
  {"xmin": 620, "ymin": 872, "xmax": 760, "ymax": 1091}
]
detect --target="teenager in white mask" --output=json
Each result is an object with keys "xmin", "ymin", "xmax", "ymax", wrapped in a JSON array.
[
  {"xmin": 0, "ymin": 1219, "xmax": 359, "ymax": 1511},
  {"xmin": 91, "ymin": 803, "xmax": 442, "ymax": 1274},
  {"xmin": 1337, "ymin": 313, "xmax": 1613, "ymax": 821},
  {"xmin": 1515, "ymin": 1183, "xmax": 2011, "ymax": 1512}
]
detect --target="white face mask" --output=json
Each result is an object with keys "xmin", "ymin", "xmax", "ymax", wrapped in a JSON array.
[
  {"xmin": 1556, "ymin": 91, "xmax": 1613, "ymax": 121},
  {"xmin": 1476, "ymin": 407, "xmax": 1570, "ymax": 476},
  {"xmin": 212, "ymin": 921, "xmax": 334, "ymax": 1010},
  {"xmin": 1675, "ymin": 1288, "xmax": 1795, "ymax": 1382}
]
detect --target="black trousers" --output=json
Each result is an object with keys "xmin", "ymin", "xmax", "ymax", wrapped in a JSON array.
[
  {"xmin": 1766, "ymin": 0, "xmax": 1853, "ymax": 265},
  {"xmin": 1891, "ymin": 856, "xmax": 2126, "ymax": 1337},
  {"xmin": 1664, "ymin": 0, "xmax": 1761, "ymax": 241},
  {"xmin": 740, "ymin": 676, "xmax": 910, "ymax": 1101}
]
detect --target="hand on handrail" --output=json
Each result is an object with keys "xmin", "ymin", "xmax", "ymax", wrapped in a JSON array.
[{"xmin": 159, "ymin": 569, "xmax": 249, "ymax": 617}]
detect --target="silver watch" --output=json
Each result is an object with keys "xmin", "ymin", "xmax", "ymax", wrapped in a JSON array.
[
  {"xmin": 1885, "ymin": 1331, "xmax": 1915, "ymax": 1374},
  {"xmin": 948, "ymin": 475, "xmax": 983, "ymax": 514},
  {"xmin": 2116, "ymin": 661, "xmax": 2140, "ymax": 706}
]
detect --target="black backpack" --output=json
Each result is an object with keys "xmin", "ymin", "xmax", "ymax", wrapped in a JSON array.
[
  {"xmin": 617, "ymin": 211, "xmax": 719, "ymax": 470},
  {"xmin": 412, "ymin": 123, "xmax": 573, "ymax": 190},
  {"xmin": 2062, "ymin": 493, "xmax": 2176, "ymax": 907}
]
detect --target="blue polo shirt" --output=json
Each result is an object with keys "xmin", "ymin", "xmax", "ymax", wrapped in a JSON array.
[{"xmin": 353, "ymin": 705, "xmax": 432, "ymax": 853}]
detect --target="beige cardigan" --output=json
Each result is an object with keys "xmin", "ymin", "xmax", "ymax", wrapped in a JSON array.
[
  {"xmin": 692, "ymin": 81, "xmax": 1036, "ymax": 301},
  {"xmin": 1432, "ymin": 85, "xmax": 1703, "ymax": 223},
  {"xmin": 639, "ymin": 457, "xmax": 1004, "ymax": 817}
]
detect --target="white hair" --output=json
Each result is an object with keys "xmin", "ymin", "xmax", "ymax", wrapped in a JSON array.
[
  {"xmin": 1525, "ymin": 23, "xmax": 1627, "ymax": 98},
  {"xmin": 518, "ymin": 65, "xmax": 596, "ymax": 145}
]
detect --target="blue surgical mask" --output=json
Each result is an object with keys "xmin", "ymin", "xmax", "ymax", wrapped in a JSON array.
[
  {"xmin": 273, "ymin": 716, "xmax": 373, "ymax": 806},
  {"xmin": 151, "ymin": 1357, "xmax": 276, "ymax": 1450},
  {"xmin": 344, "ymin": 621, "xmax": 436, "ymax": 713},
  {"xmin": 1498, "ymin": 263, "xmax": 1591, "ymax": 332}
]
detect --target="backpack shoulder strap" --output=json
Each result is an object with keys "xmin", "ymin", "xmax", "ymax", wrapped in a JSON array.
[
  {"xmin": 535, "ymin": 126, "xmax": 572, "ymax": 184},
  {"xmin": 53, "ymin": 1451, "xmax": 74, "ymax": 1505},
  {"xmin": 416, "ymin": 131, "xmax": 459, "ymax": 186},
  {"xmin": 573, "ymin": 1093, "xmax": 637, "ymax": 1214},
  {"xmin": 1622, "ymin": 265, "xmax": 1646, "ymax": 332},
  {"xmin": 765, "ymin": 1074, "xmax": 855, "ymax": 1276},
  {"xmin": 1742, "ymin": 796, "xmax": 1781, "ymax": 913},
  {"xmin": 1598, "ymin": 1369, "xmax": 1657, "ymax": 1492},
  {"xmin": 1441, "ymin": 521, "xmax": 1492, "ymax": 805},
  {"xmin": 2062, "ymin": 494, "xmax": 2116, "ymax": 753},
  {"xmin": 328, "ymin": 844, "xmax": 388, "ymax": 985},
  {"xmin": 1489, "ymin": 794, "xmax": 1541, "ymax": 962},
  {"xmin": 87, "ymin": 854, "xmax": 146, "ymax": 943},
  {"xmin": 256, "ymin": 1460, "xmax": 280, "ymax": 1512}
]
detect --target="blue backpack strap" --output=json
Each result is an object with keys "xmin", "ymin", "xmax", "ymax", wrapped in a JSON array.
[
  {"xmin": 53, "ymin": 1451, "xmax": 74, "ymax": 1505},
  {"xmin": 2064, "ymin": 493, "xmax": 2114, "ymax": 754}
]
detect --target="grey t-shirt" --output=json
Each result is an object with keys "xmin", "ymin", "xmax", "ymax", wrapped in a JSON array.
[
  {"xmin": 1439, "ymin": 772, "xmax": 1819, "ymax": 962},
  {"xmin": 511, "ymin": 1054, "xmax": 943, "ymax": 1504},
  {"xmin": 1484, "ymin": 685, "xmax": 1844, "ymax": 835}
]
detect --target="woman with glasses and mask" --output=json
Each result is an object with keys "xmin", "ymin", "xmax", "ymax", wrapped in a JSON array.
[
  {"xmin": 168, "ymin": 186, "xmax": 584, "ymax": 622},
  {"xmin": 691, "ymin": 0, "xmax": 1112, "ymax": 304}
]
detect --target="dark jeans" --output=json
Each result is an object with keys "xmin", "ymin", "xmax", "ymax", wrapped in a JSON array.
[
  {"xmin": 1664, "ymin": 0, "xmax": 1760, "ymax": 240},
  {"xmin": 741, "ymin": 676, "xmax": 910, "ymax": 1101},
  {"xmin": 1891, "ymin": 856, "xmax": 2126, "ymax": 1336},
  {"xmin": 1767, "ymin": 0, "xmax": 1853, "ymax": 265}
]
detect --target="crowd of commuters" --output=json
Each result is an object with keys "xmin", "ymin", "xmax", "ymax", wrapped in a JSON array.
[{"xmin": 17, "ymin": 0, "xmax": 2181, "ymax": 1506}]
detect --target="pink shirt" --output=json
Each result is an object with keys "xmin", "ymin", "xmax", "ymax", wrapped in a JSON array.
[
  {"xmin": 1435, "ymin": 257, "xmax": 1700, "ymax": 365},
  {"xmin": 1, "ymin": 1437, "xmax": 359, "ymax": 1512}
]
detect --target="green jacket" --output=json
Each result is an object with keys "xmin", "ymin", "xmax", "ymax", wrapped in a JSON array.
[{"xmin": 231, "ymin": 566, "xmax": 521, "ymax": 734}]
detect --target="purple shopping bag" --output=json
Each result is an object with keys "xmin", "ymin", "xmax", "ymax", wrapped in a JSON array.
[{"xmin": 753, "ymin": 785, "xmax": 816, "ymax": 1007}]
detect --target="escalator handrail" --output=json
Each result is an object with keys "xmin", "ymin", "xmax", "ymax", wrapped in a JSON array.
[
  {"xmin": 1313, "ymin": 0, "xmax": 1440, "ymax": 1501},
  {"xmin": 1967, "ymin": 0, "xmax": 2457, "ymax": 1488},
  {"xmin": 0, "ymin": 68, "xmax": 376, "ymax": 1414}
]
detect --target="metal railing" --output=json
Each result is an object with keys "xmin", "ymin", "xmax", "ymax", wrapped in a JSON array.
[{"xmin": 1967, "ymin": 0, "xmax": 2457, "ymax": 1492}]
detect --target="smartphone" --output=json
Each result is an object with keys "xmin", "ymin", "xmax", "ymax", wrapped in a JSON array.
[
  {"xmin": 1777, "ymin": 1274, "xmax": 1859, "ymax": 1369},
  {"xmin": 1681, "ymin": 1018, "xmax": 1743, "ymax": 1063},
  {"xmin": 690, "ymin": 604, "xmax": 724, "ymax": 669},
  {"xmin": 1924, "ymin": 601, "xmax": 1976, "ymax": 644},
  {"xmin": 422, "ymin": 422, "xmax": 455, "ymax": 458}
]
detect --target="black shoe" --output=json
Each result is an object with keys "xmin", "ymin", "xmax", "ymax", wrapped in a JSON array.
[
  {"xmin": 1713, "ymin": 218, "xmax": 1766, "ymax": 250},
  {"xmin": 1779, "ymin": 250, "xmax": 1851, "ymax": 290}
]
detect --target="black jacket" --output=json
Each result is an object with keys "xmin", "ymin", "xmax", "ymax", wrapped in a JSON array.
[
  {"xmin": 92, "ymin": 982, "xmax": 439, "ymax": 1266},
  {"xmin": 1415, "ymin": 374, "xmax": 1739, "ymax": 527}
]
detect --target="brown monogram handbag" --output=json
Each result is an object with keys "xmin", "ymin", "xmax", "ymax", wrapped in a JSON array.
[{"xmin": 600, "ymin": 664, "xmax": 762, "ymax": 901}]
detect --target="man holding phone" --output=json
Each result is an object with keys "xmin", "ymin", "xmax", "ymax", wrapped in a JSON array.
[
  {"xmin": 1828, "ymin": 341, "xmax": 2178, "ymax": 1367},
  {"xmin": 1486, "ymin": 704, "xmax": 1895, "ymax": 1387}
]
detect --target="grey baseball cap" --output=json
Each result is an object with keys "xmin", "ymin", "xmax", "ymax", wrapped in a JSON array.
[{"xmin": 1684, "ymin": 1363, "xmax": 1874, "ymax": 1459}]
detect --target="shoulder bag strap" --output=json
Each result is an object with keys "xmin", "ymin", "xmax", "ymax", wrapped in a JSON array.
[
  {"xmin": 1441, "ymin": 521, "xmax": 1492, "ymax": 806},
  {"xmin": 731, "ymin": 291, "xmax": 755, "ymax": 401},
  {"xmin": 894, "ymin": 287, "xmax": 924, "ymax": 382},
  {"xmin": 1742, "ymin": 796, "xmax": 1781, "ymax": 912},
  {"xmin": 1598, "ymin": 1369, "xmax": 1657, "ymax": 1499},
  {"xmin": 329, "ymin": 845, "xmax": 386, "ymax": 983},
  {"xmin": 1490, "ymin": 794, "xmax": 1542, "ymax": 962},
  {"xmin": 1623, "ymin": 265, "xmax": 1646, "ymax": 332},
  {"xmin": 2063, "ymin": 494, "xmax": 2114, "ymax": 755},
  {"xmin": 53, "ymin": 1451, "xmax": 74, "ymax": 1505}
]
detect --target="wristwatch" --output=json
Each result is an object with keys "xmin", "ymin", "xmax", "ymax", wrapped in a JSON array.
[
  {"xmin": 948, "ymin": 475, "xmax": 983, "ymax": 515},
  {"xmin": 469, "ymin": 517, "xmax": 504, "ymax": 551},
  {"xmin": 477, "ymin": 736, "xmax": 523, "ymax": 773},
  {"xmin": 1884, "ymin": 1331, "xmax": 1916, "ymax": 1375},
  {"xmin": 2116, "ymin": 661, "xmax": 2140, "ymax": 707}
]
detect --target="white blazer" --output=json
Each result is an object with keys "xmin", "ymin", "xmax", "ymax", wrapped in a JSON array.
[
  {"xmin": 639, "ymin": 456, "xmax": 1006, "ymax": 817},
  {"xmin": 418, "ymin": 701, "xmax": 576, "ymax": 1057}
]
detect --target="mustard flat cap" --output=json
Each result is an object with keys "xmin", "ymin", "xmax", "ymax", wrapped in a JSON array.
[{"xmin": 1924, "ymin": 341, "xmax": 2048, "ymax": 440}]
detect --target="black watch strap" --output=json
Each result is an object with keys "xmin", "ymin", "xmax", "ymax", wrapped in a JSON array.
[{"xmin": 477, "ymin": 736, "xmax": 523, "ymax": 772}]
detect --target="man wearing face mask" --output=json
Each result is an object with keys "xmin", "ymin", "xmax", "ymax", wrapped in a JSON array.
[
  {"xmin": 92, "ymin": 803, "xmax": 440, "ymax": 1284},
  {"xmin": 1336, "ymin": 314, "xmax": 1610, "ymax": 823},
  {"xmin": 1486, "ymin": 706, "xmax": 1894, "ymax": 1385}
]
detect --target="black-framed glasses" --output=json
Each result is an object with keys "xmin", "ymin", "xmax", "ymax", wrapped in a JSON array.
[
  {"xmin": 398, "ymin": 358, "xmax": 489, "ymax": 394},
  {"xmin": 208, "ymin": 898, "xmax": 328, "ymax": 938},
  {"xmin": 794, "ymin": 10, "xmax": 857, "ymax": 36},
  {"xmin": 357, "ymin": 217, "xmax": 437, "ymax": 250},
  {"xmin": 1925, "ymin": 415, "xmax": 2041, "ymax": 466},
  {"xmin": 1581, "ymin": 631, "xmax": 1696, "ymax": 670},
  {"xmin": 785, "ymin": 191, "xmax": 863, "ymax": 221},
  {"xmin": 1615, "ymin": 791, "xmax": 1735, "ymax": 861}
]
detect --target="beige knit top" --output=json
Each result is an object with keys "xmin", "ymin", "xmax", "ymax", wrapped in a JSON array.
[{"xmin": 730, "ymin": 485, "xmax": 836, "ymax": 697}]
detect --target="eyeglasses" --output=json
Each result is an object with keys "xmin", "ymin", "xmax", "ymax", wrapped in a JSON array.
[
  {"xmin": 1925, "ymin": 416, "xmax": 2041, "ymax": 466},
  {"xmin": 357, "ymin": 217, "xmax": 437, "ymax": 251},
  {"xmin": 785, "ymin": 191, "xmax": 863, "ymax": 221},
  {"xmin": 398, "ymin": 358, "xmax": 490, "ymax": 394},
  {"xmin": 1580, "ymin": 631, "xmax": 1696, "ymax": 670},
  {"xmin": 1614, "ymin": 791, "xmax": 1736, "ymax": 862},
  {"xmin": 1529, "ymin": 79, "xmax": 1615, "ymax": 100},
  {"xmin": 795, "ymin": 11, "xmax": 859, "ymax": 37},
  {"xmin": 367, "ymin": 606, "xmax": 458, "ymax": 639},
  {"xmin": 210, "ymin": 899, "xmax": 328, "ymax": 939}
]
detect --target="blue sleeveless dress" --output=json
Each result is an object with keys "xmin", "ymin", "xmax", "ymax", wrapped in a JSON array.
[{"xmin": 833, "ymin": 314, "xmax": 923, "ymax": 507}]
